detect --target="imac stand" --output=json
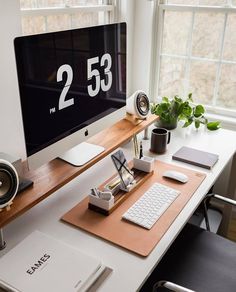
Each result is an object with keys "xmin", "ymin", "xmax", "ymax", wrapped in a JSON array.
[{"xmin": 59, "ymin": 142, "xmax": 105, "ymax": 167}]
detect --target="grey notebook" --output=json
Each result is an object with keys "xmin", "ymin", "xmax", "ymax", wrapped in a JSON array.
[{"xmin": 172, "ymin": 146, "xmax": 219, "ymax": 169}]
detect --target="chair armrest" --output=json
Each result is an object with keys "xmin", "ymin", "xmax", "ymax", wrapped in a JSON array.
[
  {"xmin": 203, "ymin": 193, "xmax": 236, "ymax": 231},
  {"xmin": 206, "ymin": 193, "xmax": 236, "ymax": 206},
  {"xmin": 153, "ymin": 280, "xmax": 195, "ymax": 292}
]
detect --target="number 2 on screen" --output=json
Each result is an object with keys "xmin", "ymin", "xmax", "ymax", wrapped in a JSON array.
[{"xmin": 57, "ymin": 64, "xmax": 74, "ymax": 110}]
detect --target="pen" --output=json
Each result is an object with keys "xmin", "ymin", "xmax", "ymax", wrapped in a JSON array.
[
  {"xmin": 91, "ymin": 188, "xmax": 100, "ymax": 197},
  {"xmin": 133, "ymin": 136, "xmax": 139, "ymax": 158},
  {"xmin": 139, "ymin": 141, "xmax": 143, "ymax": 159},
  {"xmin": 108, "ymin": 178, "xmax": 120, "ymax": 189}
]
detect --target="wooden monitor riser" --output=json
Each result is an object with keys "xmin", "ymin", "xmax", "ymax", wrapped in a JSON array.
[{"xmin": 0, "ymin": 115, "xmax": 158, "ymax": 229}]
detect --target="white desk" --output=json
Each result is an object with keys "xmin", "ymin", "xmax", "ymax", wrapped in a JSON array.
[{"xmin": 1, "ymin": 126, "xmax": 236, "ymax": 292}]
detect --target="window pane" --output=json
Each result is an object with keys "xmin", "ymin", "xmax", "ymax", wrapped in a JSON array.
[
  {"xmin": 37, "ymin": 0, "xmax": 65, "ymax": 7},
  {"xmin": 20, "ymin": 0, "xmax": 101, "ymax": 8},
  {"xmin": 223, "ymin": 14, "xmax": 236, "ymax": 61},
  {"xmin": 189, "ymin": 61, "xmax": 217, "ymax": 104},
  {"xmin": 69, "ymin": 0, "xmax": 101, "ymax": 5},
  {"xmin": 199, "ymin": 0, "xmax": 227, "ymax": 5},
  {"xmin": 158, "ymin": 57, "xmax": 186, "ymax": 97},
  {"xmin": 166, "ymin": 0, "xmax": 199, "ymax": 4},
  {"xmin": 21, "ymin": 16, "xmax": 46, "ymax": 34},
  {"xmin": 20, "ymin": 0, "xmax": 36, "ymax": 8},
  {"xmin": 71, "ymin": 12, "xmax": 100, "ymax": 28},
  {"xmin": 192, "ymin": 12, "xmax": 224, "ymax": 59},
  {"xmin": 167, "ymin": 0, "xmax": 227, "ymax": 5},
  {"xmin": 218, "ymin": 64, "xmax": 236, "ymax": 109},
  {"xmin": 162, "ymin": 11, "xmax": 192, "ymax": 56},
  {"xmin": 47, "ymin": 14, "xmax": 71, "ymax": 31}
]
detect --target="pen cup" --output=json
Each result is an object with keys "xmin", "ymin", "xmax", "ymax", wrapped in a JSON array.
[
  {"xmin": 133, "ymin": 156, "xmax": 155, "ymax": 173},
  {"xmin": 88, "ymin": 194, "xmax": 114, "ymax": 211}
]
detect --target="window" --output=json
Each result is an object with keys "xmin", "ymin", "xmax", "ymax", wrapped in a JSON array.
[
  {"xmin": 20, "ymin": 0, "xmax": 115, "ymax": 35},
  {"xmin": 154, "ymin": 0, "xmax": 236, "ymax": 117}
]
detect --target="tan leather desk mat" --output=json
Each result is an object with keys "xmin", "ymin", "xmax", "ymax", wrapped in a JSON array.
[{"xmin": 61, "ymin": 161, "xmax": 206, "ymax": 257}]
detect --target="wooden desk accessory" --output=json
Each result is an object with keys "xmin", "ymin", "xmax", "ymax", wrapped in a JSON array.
[
  {"xmin": 125, "ymin": 113, "xmax": 145, "ymax": 125},
  {"xmin": 88, "ymin": 152, "xmax": 155, "ymax": 215},
  {"xmin": 88, "ymin": 168, "xmax": 154, "ymax": 215}
]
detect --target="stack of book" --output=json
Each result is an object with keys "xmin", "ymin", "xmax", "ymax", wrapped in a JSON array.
[{"xmin": 0, "ymin": 231, "xmax": 111, "ymax": 292}]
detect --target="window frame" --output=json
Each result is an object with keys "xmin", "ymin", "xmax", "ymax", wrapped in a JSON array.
[
  {"xmin": 151, "ymin": 3, "xmax": 236, "ymax": 119},
  {"xmin": 20, "ymin": 0, "xmax": 117, "ymax": 34}
]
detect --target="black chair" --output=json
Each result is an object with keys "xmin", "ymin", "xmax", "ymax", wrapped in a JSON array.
[{"xmin": 140, "ymin": 194, "xmax": 236, "ymax": 292}]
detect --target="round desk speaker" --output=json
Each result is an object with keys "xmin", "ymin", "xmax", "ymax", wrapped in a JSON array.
[
  {"xmin": 0, "ymin": 159, "xmax": 19, "ymax": 209},
  {"xmin": 126, "ymin": 90, "xmax": 150, "ymax": 119}
]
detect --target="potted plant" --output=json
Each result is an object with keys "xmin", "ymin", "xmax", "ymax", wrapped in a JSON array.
[{"xmin": 151, "ymin": 93, "xmax": 220, "ymax": 131}]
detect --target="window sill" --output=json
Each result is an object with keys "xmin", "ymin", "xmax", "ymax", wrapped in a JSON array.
[{"xmin": 206, "ymin": 113, "xmax": 236, "ymax": 131}]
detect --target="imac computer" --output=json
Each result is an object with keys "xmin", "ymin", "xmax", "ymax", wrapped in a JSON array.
[{"xmin": 14, "ymin": 23, "xmax": 126, "ymax": 169}]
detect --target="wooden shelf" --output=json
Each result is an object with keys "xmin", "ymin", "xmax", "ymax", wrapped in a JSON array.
[{"xmin": 0, "ymin": 115, "xmax": 158, "ymax": 228}]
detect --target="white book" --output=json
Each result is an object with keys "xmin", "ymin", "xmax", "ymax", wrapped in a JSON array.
[{"xmin": 0, "ymin": 231, "xmax": 107, "ymax": 292}]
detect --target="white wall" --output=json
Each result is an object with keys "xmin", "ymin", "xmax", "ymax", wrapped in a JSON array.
[
  {"xmin": 130, "ymin": 0, "xmax": 154, "ymax": 96},
  {"xmin": 0, "ymin": 1, "xmax": 26, "ymax": 160},
  {"xmin": 118, "ymin": 0, "xmax": 155, "ymax": 97},
  {"xmin": 119, "ymin": 0, "xmax": 135, "ymax": 96}
]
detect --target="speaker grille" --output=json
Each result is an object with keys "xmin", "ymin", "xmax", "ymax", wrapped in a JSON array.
[
  {"xmin": 0, "ymin": 163, "xmax": 18, "ymax": 206},
  {"xmin": 136, "ymin": 93, "xmax": 149, "ymax": 116}
]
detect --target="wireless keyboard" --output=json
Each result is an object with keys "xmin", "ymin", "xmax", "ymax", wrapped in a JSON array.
[{"xmin": 122, "ymin": 183, "xmax": 180, "ymax": 229}]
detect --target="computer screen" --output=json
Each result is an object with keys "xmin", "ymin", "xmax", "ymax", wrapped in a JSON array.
[{"xmin": 14, "ymin": 23, "xmax": 126, "ymax": 169}]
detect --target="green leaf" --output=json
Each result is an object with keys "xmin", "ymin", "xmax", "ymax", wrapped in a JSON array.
[
  {"xmin": 188, "ymin": 93, "xmax": 193, "ymax": 102},
  {"xmin": 183, "ymin": 117, "xmax": 193, "ymax": 128},
  {"xmin": 182, "ymin": 103, "xmax": 192, "ymax": 117},
  {"xmin": 151, "ymin": 103, "xmax": 158, "ymax": 115},
  {"xmin": 207, "ymin": 121, "xmax": 221, "ymax": 131},
  {"xmin": 157, "ymin": 103, "xmax": 170, "ymax": 115},
  {"xmin": 170, "ymin": 99, "xmax": 180, "ymax": 116},
  {"xmin": 183, "ymin": 121, "xmax": 192, "ymax": 128},
  {"xmin": 162, "ymin": 96, "xmax": 169, "ymax": 103},
  {"xmin": 193, "ymin": 105, "xmax": 205, "ymax": 117},
  {"xmin": 174, "ymin": 96, "xmax": 182, "ymax": 104},
  {"xmin": 195, "ymin": 120, "xmax": 200, "ymax": 129},
  {"xmin": 177, "ymin": 103, "xmax": 185, "ymax": 116},
  {"xmin": 178, "ymin": 113, "xmax": 187, "ymax": 121}
]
